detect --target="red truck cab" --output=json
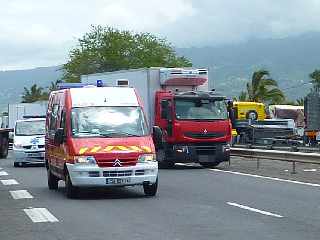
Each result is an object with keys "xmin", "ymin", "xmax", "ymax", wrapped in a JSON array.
[
  {"xmin": 45, "ymin": 86, "xmax": 159, "ymax": 198},
  {"xmin": 155, "ymin": 90, "xmax": 231, "ymax": 168}
]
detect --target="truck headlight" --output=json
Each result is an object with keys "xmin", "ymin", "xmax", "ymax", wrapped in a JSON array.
[
  {"xmin": 138, "ymin": 154, "xmax": 156, "ymax": 163},
  {"xmin": 74, "ymin": 156, "xmax": 97, "ymax": 165}
]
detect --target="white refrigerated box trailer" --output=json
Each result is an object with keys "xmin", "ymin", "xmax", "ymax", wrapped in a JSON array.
[{"xmin": 81, "ymin": 67, "xmax": 209, "ymax": 127}]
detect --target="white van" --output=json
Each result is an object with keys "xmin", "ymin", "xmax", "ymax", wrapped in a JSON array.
[{"xmin": 13, "ymin": 118, "xmax": 46, "ymax": 167}]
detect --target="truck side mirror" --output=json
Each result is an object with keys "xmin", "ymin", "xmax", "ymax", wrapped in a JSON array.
[
  {"xmin": 152, "ymin": 126, "xmax": 163, "ymax": 149},
  {"xmin": 54, "ymin": 128, "xmax": 65, "ymax": 145}
]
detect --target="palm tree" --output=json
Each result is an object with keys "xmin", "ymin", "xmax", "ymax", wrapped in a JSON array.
[
  {"xmin": 246, "ymin": 69, "xmax": 285, "ymax": 104},
  {"xmin": 309, "ymin": 69, "xmax": 320, "ymax": 90},
  {"xmin": 295, "ymin": 98, "xmax": 304, "ymax": 106},
  {"xmin": 21, "ymin": 84, "xmax": 48, "ymax": 103}
]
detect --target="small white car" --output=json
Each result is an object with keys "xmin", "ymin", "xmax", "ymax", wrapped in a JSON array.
[{"xmin": 13, "ymin": 118, "xmax": 46, "ymax": 167}]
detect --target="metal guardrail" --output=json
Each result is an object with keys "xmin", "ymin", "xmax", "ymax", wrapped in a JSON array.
[{"xmin": 230, "ymin": 147, "xmax": 320, "ymax": 173}]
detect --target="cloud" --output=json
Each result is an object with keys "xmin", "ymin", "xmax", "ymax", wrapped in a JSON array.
[{"xmin": 1, "ymin": 0, "xmax": 320, "ymax": 69}]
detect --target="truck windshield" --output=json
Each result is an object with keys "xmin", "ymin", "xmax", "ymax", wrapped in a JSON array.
[
  {"xmin": 15, "ymin": 120, "xmax": 45, "ymax": 136},
  {"xmin": 175, "ymin": 99, "xmax": 228, "ymax": 120},
  {"xmin": 71, "ymin": 106, "xmax": 149, "ymax": 137}
]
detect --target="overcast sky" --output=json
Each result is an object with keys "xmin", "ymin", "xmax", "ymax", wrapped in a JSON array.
[{"xmin": 1, "ymin": 0, "xmax": 320, "ymax": 70}]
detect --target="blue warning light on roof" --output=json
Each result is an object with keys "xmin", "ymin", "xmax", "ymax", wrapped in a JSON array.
[{"xmin": 97, "ymin": 80, "xmax": 103, "ymax": 87}]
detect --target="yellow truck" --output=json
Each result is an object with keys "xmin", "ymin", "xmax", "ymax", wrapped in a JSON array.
[{"xmin": 233, "ymin": 101, "xmax": 266, "ymax": 121}]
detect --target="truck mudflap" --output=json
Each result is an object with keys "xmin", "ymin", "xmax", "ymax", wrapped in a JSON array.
[{"xmin": 162, "ymin": 143, "xmax": 230, "ymax": 165}]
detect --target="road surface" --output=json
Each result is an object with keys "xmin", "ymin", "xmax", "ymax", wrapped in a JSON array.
[{"xmin": 0, "ymin": 152, "xmax": 319, "ymax": 240}]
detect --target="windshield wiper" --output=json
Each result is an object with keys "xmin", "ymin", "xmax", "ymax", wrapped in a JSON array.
[{"xmin": 100, "ymin": 131, "xmax": 140, "ymax": 137}]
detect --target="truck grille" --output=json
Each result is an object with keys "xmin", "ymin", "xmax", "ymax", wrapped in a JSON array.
[
  {"xmin": 195, "ymin": 145, "xmax": 217, "ymax": 155},
  {"xmin": 184, "ymin": 132, "xmax": 226, "ymax": 139},
  {"xmin": 103, "ymin": 170, "xmax": 133, "ymax": 177}
]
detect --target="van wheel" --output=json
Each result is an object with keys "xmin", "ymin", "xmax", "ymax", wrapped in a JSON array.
[
  {"xmin": 47, "ymin": 169, "xmax": 59, "ymax": 190},
  {"xmin": 143, "ymin": 178, "xmax": 158, "ymax": 197},
  {"xmin": 65, "ymin": 171, "xmax": 78, "ymax": 199}
]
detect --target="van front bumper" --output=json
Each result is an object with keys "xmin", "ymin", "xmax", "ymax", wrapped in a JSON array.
[
  {"xmin": 13, "ymin": 149, "xmax": 45, "ymax": 164},
  {"xmin": 66, "ymin": 162, "xmax": 158, "ymax": 187}
]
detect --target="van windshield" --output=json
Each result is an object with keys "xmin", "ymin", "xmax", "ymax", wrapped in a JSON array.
[
  {"xmin": 15, "ymin": 120, "xmax": 46, "ymax": 136},
  {"xmin": 71, "ymin": 106, "xmax": 149, "ymax": 138},
  {"xmin": 175, "ymin": 99, "xmax": 228, "ymax": 120}
]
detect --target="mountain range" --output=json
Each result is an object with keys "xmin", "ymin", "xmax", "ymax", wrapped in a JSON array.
[{"xmin": 1, "ymin": 32, "xmax": 319, "ymax": 112}]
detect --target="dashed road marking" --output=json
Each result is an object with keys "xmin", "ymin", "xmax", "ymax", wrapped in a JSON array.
[
  {"xmin": 10, "ymin": 190, "xmax": 34, "ymax": 199},
  {"xmin": 227, "ymin": 202, "xmax": 283, "ymax": 218},
  {"xmin": 210, "ymin": 169, "xmax": 320, "ymax": 187},
  {"xmin": 24, "ymin": 208, "xmax": 59, "ymax": 223},
  {"xmin": 0, "ymin": 171, "xmax": 9, "ymax": 176},
  {"xmin": 1, "ymin": 179, "xmax": 19, "ymax": 185},
  {"xmin": 303, "ymin": 169, "xmax": 317, "ymax": 172}
]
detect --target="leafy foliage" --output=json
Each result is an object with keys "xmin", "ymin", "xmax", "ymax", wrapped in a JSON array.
[
  {"xmin": 21, "ymin": 84, "xmax": 48, "ymax": 103},
  {"xmin": 309, "ymin": 69, "xmax": 320, "ymax": 90},
  {"xmin": 62, "ymin": 26, "xmax": 192, "ymax": 83},
  {"xmin": 295, "ymin": 98, "xmax": 304, "ymax": 106},
  {"xmin": 245, "ymin": 70, "xmax": 285, "ymax": 104}
]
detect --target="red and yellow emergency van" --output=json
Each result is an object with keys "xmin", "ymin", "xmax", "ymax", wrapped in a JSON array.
[{"xmin": 45, "ymin": 85, "xmax": 159, "ymax": 198}]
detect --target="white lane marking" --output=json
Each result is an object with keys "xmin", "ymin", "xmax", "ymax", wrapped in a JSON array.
[
  {"xmin": 0, "ymin": 171, "xmax": 8, "ymax": 176},
  {"xmin": 10, "ymin": 190, "xmax": 34, "ymax": 199},
  {"xmin": 1, "ymin": 179, "xmax": 19, "ymax": 185},
  {"xmin": 303, "ymin": 169, "xmax": 317, "ymax": 172},
  {"xmin": 0, "ymin": 167, "xmax": 3, "ymax": 170},
  {"xmin": 227, "ymin": 202, "xmax": 283, "ymax": 218},
  {"xmin": 24, "ymin": 208, "xmax": 59, "ymax": 223},
  {"xmin": 210, "ymin": 169, "xmax": 320, "ymax": 187}
]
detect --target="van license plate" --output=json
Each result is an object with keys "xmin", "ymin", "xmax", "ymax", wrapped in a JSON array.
[{"xmin": 106, "ymin": 178, "xmax": 131, "ymax": 185}]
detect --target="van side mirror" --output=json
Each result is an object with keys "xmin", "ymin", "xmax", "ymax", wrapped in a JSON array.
[
  {"xmin": 54, "ymin": 128, "xmax": 65, "ymax": 145},
  {"xmin": 152, "ymin": 126, "xmax": 163, "ymax": 149}
]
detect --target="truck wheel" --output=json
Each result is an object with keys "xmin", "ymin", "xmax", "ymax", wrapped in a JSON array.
[
  {"xmin": 200, "ymin": 161, "xmax": 220, "ymax": 168},
  {"xmin": 47, "ymin": 169, "xmax": 59, "ymax": 190},
  {"xmin": 0, "ymin": 138, "xmax": 8, "ymax": 159},
  {"xmin": 158, "ymin": 161, "xmax": 175, "ymax": 169},
  {"xmin": 143, "ymin": 178, "xmax": 158, "ymax": 197},
  {"xmin": 65, "ymin": 171, "xmax": 78, "ymax": 199}
]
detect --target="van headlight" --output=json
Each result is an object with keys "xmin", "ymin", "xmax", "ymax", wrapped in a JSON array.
[
  {"xmin": 14, "ymin": 143, "xmax": 23, "ymax": 149},
  {"xmin": 74, "ymin": 156, "xmax": 97, "ymax": 165},
  {"xmin": 138, "ymin": 154, "xmax": 156, "ymax": 163}
]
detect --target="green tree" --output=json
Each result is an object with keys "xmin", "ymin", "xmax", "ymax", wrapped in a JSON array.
[
  {"xmin": 245, "ymin": 69, "xmax": 285, "ymax": 104},
  {"xmin": 309, "ymin": 69, "xmax": 320, "ymax": 90},
  {"xmin": 62, "ymin": 25, "xmax": 192, "ymax": 82},
  {"xmin": 21, "ymin": 84, "xmax": 48, "ymax": 103}
]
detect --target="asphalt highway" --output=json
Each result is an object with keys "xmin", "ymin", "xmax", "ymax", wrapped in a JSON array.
[{"xmin": 0, "ymin": 152, "xmax": 319, "ymax": 240}]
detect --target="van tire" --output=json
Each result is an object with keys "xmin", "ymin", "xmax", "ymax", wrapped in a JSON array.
[
  {"xmin": 47, "ymin": 168, "xmax": 59, "ymax": 190},
  {"xmin": 143, "ymin": 178, "xmax": 158, "ymax": 196},
  {"xmin": 65, "ymin": 171, "xmax": 78, "ymax": 199}
]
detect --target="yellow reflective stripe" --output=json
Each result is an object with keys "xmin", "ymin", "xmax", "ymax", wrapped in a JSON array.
[
  {"xmin": 117, "ymin": 146, "xmax": 129, "ymax": 151},
  {"xmin": 129, "ymin": 146, "xmax": 142, "ymax": 152},
  {"xmin": 104, "ymin": 146, "xmax": 114, "ymax": 152},
  {"xmin": 79, "ymin": 147, "xmax": 88, "ymax": 155},
  {"xmin": 141, "ymin": 146, "xmax": 152, "ymax": 153},
  {"xmin": 90, "ymin": 146, "xmax": 101, "ymax": 153}
]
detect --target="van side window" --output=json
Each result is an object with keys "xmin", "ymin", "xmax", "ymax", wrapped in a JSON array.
[
  {"xmin": 49, "ymin": 104, "xmax": 59, "ymax": 132},
  {"xmin": 60, "ymin": 110, "xmax": 66, "ymax": 134}
]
